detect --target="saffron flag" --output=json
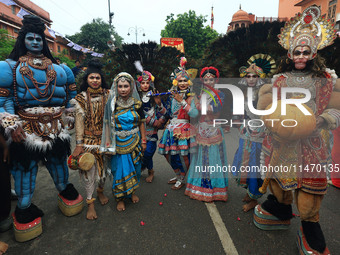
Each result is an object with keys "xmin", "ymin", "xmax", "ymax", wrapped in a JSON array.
[{"xmin": 211, "ymin": 6, "xmax": 214, "ymax": 29}]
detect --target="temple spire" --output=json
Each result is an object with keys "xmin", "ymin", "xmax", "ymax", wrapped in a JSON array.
[{"xmin": 239, "ymin": 4, "xmax": 241, "ymax": 10}]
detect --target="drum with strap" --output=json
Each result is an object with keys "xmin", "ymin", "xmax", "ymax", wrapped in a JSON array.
[{"xmin": 67, "ymin": 153, "xmax": 95, "ymax": 171}]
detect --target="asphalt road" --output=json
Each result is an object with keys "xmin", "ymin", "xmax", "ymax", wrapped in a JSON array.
[{"xmin": 1, "ymin": 129, "xmax": 340, "ymax": 255}]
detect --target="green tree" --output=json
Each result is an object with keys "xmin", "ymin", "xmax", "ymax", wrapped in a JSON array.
[
  {"xmin": 67, "ymin": 18, "xmax": 123, "ymax": 53},
  {"xmin": 0, "ymin": 29, "xmax": 15, "ymax": 60},
  {"xmin": 52, "ymin": 52, "xmax": 75, "ymax": 68},
  {"xmin": 161, "ymin": 10, "xmax": 219, "ymax": 60}
]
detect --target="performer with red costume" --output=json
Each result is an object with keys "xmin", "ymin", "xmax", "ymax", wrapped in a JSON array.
[
  {"xmin": 185, "ymin": 66, "xmax": 228, "ymax": 202},
  {"xmin": 254, "ymin": 6, "xmax": 340, "ymax": 254}
]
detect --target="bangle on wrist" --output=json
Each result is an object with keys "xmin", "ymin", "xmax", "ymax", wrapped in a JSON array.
[
  {"xmin": 76, "ymin": 139, "xmax": 84, "ymax": 145},
  {"xmin": 181, "ymin": 100, "xmax": 188, "ymax": 107},
  {"xmin": 142, "ymin": 139, "xmax": 147, "ymax": 144}
]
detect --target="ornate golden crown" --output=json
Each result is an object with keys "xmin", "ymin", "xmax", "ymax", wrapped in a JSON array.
[{"xmin": 278, "ymin": 5, "xmax": 337, "ymax": 59}]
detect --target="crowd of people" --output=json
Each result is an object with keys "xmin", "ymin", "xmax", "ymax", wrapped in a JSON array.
[{"xmin": 0, "ymin": 7, "xmax": 339, "ymax": 254}]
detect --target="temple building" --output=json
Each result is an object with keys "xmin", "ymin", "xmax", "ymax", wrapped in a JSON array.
[{"xmin": 227, "ymin": 5, "xmax": 287, "ymax": 33}]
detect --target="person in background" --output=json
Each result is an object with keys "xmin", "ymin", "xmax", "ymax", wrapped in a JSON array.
[
  {"xmin": 330, "ymin": 126, "xmax": 340, "ymax": 188},
  {"xmin": 232, "ymin": 62, "xmax": 268, "ymax": 212},
  {"xmin": 72, "ymin": 59, "xmax": 82, "ymax": 78},
  {"xmin": 136, "ymin": 68, "xmax": 167, "ymax": 183},
  {"xmin": 0, "ymin": 130, "xmax": 10, "ymax": 254}
]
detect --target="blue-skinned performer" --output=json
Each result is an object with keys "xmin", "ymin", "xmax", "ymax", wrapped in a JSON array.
[
  {"xmin": 136, "ymin": 69, "xmax": 167, "ymax": 183},
  {"xmin": 0, "ymin": 15, "xmax": 83, "ymax": 242}
]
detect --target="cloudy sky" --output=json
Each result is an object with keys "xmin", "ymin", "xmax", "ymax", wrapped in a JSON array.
[{"xmin": 31, "ymin": 0, "xmax": 279, "ymax": 44}]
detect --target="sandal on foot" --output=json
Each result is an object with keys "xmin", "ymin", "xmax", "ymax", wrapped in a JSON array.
[
  {"xmin": 171, "ymin": 181, "xmax": 185, "ymax": 190},
  {"xmin": 168, "ymin": 177, "xmax": 177, "ymax": 184}
]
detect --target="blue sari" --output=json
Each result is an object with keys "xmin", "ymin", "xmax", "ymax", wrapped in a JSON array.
[{"xmin": 111, "ymin": 99, "xmax": 144, "ymax": 200}]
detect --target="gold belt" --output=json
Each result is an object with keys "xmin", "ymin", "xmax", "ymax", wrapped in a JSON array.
[{"xmin": 18, "ymin": 109, "xmax": 63, "ymax": 137}]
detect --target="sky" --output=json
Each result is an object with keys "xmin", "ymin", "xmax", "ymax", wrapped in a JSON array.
[{"xmin": 30, "ymin": 0, "xmax": 279, "ymax": 45}]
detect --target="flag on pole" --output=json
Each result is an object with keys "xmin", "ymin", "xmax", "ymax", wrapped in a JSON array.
[
  {"xmin": 211, "ymin": 6, "xmax": 214, "ymax": 29},
  {"xmin": 17, "ymin": 7, "xmax": 30, "ymax": 19},
  {"xmin": 0, "ymin": 0, "xmax": 16, "ymax": 6}
]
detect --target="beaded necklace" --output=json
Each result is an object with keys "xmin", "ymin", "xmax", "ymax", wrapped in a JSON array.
[
  {"xmin": 13, "ymin": 53, "xmax": 57, "ymax": 106},
  {"xmin": 86, "ymin": 87, "xmax": 106, "ymax": 136}
]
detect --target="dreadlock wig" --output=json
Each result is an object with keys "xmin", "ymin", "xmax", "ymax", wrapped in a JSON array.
[{"xmin": 8, "ymin": 15, "xmax": 57, "ymax": 63}]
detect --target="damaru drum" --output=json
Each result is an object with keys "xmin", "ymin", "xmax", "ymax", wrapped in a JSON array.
[{"xmin": 67, "ymin": 153, "xmax": 95, "ymax": 171}]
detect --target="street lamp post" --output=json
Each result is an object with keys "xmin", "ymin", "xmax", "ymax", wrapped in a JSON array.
[
  {"xmin": 108, "ymin": 0, "xmax": 114, "ymax": 27},
  {"xmin": 127, "ymin": 26, "xmax": 145, "ymax": 44},
  {"xmin": 107, "ymin": 0, "xmax": 115, "ymax": 50}
]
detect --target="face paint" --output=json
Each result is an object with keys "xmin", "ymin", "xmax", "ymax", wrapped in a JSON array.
[
  {"xmin": 245, "ymin": 74, "xmax": 259, "ymax": 87},
  {"xmin": 87, "ymin": 73, "xmax": 102, "ymax": 89},
  {"xmin": 178, "ymin": 77, "xmax": 189, "ymax": 90},
  {"xmin": 25, "ymin": 32, "xmax": 43, "ymax": 54},
  {"xmin": 293, "ymin": 46, "xmax": 312, "ymax": 70}
]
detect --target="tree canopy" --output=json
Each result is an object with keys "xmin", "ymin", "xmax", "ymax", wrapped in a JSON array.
[
  {"xmin": 67, "ymin": 18, "xmax": 123, "ymax": 53},
  {"xmin": 0, "ymin": 29, "xmax": 15, "ymax": 60},
  {"xmin": 52, "ymin": 52, "xmax": 75, "ymax": 68},
  {"xmin": 161, "ymin": 10, "xmax": 219, "ymax": 60}
]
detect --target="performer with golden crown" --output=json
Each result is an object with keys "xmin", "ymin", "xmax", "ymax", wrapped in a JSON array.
[
  {"xmin": 253, "ymin": 6, "xmax": 340, "ymax": 255},
  {"xmin": 158, "ymin": 57, "xmax": 199, "ymax": 190}
]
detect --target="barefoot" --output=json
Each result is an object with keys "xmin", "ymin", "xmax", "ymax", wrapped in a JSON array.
[
  {"xmin": 242, "ymin": 199, "xmax": 258, "ymax": 212},
  {"xmin": 97, "ymin": 191, "xmax": 109, "ymax": 205},
  {"xmin": 131, "ymin": 194, "xmax": 139, "ymax": 203},
  {"xmin": 242, "ymin": 193, "xmax": 252, "ymax": 203},
  {"xmin": 117, "ymin": 201, "xmax": 125, "ymax": 211},
  {"xmin": 0, "ymin": 241, "xmax": 8, "ymax": 254},
  {"xmin": 86, "ymin": 203, "xmax": 97, "ymax": 220},
  {"xmin": 146, "ymin": 170, "xmax": 154, "ymax": 183}
]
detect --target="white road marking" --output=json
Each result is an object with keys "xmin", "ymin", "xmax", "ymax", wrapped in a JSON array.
[{"xmin": 205, "ymin": 202, "xmax": 239, "ymax": 255}]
